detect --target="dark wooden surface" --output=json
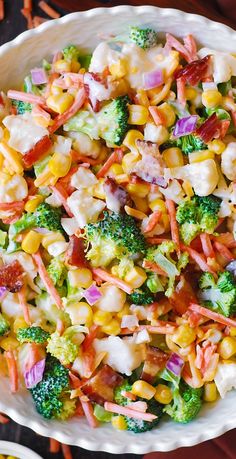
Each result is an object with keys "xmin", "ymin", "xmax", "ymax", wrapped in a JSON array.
[{"xmin": 0, "ymin": 1, "xmax": 235, "ymax": 458}]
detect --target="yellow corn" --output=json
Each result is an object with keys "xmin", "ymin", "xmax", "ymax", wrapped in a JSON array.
[
  {"xmin": 123, "ymin": 129, "xmax": 144, "ymax": 153},
  {"xmin": 149, "ymin": 77, "xmax": 172, "ymax": 106},
  {"xmin": 42, "ymin": 232, "xmax": 65, "ymax": 249},
  {"xmin": 124, "ymin": 266, "xmax": 147, "ymax": 289},
  {"xmin": 222, "ymin": 95, "xmax": 236, "ymax": 111},
  {"xmin": 49, "ymin": 153, "xmax": 72, "ymax": 178},
  {"xmin": 128, "ymin": 105, "xmax": 149, "ymax": 125},
  {"xmin": 101, "ymin": 319, "xmax": 121, "ymax": 336},
  {"xmin": 149, "ymin": 198, "xmax": 167, "ymax": 213},
  {"xmin": 75, "ymin": 302, "xmax": 93, "ymax": 325},
  {"xmin": 116, "ymin": 303, "xmax": 131, "ymax": 319},
  {"xmin": 0, "ymin": 152, "xmax": 4, "ymax": 169},
  {"xmin": 154, "ymin": 384, "xmax": 173, "ymax": 404},
  {"xmin": 127, "ymin": 182, "xmax": 150, "ymax": 198},
  {"xmin": 136, "ymin": 89, "xmax": 149, "ymax": 107},
  {"xmin": 54, "ymin": 59, "xmax": 71, "ymax": 73},
  {"xmin": 46, "ymin": 93, "xmax": 74, "ymax": 114},
  {"xmin": 0, "ymin": 142, "xmax": 23, "ymax": 174},
  {"xmin": 0, "ymin": 336, "xmax": 19, "ymax": 351},
  {"xmin": 109, "ymin": 59, "xmax": 127, "ymax": 78},
  {"xmin": 68, "ymin": 268, "xmax": 93, "ymax": 289},
  {"xmin": 229, "ymin": 327, "xmax": 236, "ymax": 337},
  {"xmin": 188, "ymin": 150, "xmax": 215, "ymax": 163},
  {"xmin": 162, "ymin": 147, "xmax": 184, "ymax": 167},
  {"xmin": 132, "ymin": 196, "xmax": 149, "ymax": 214},
  {"xmin": 182, "ymin": 180, "xmax": 194, "ymax": 198},
  {"xmin": 92, "ymin": 179, "xmax": 105, "ymax": 200},
  {"xmin": 122, "ymin": 152, "xmax": 140, "ymax": 174},
  {"xmin": 115, "ymin": 173, "xmax": 129, "ymax": 185},
  {"xmin": 202, "ymin": 90, "xmax": 222, "ymax": 109},
  {"xmin": 13, "ymin": 317, "xmax": 28, "ymax": 334},
  {"xmin": 156, "ymin": 103, "xmax": 176, "ymax": 127},
  {"xmin": 172, "ymin": 324, "xmax": 196, "ymax": 348},
  {"xmin": 208, "ymin": 139, "xmax": 226, "ymax": 155},
  {"xmin": 24, "ymin": 195, "xmax": 43, "ymax": 213},
  {"xmin": 124, "ymin": 205, "xmax": 147, "ymax": 220},
  {"xmin": 108, "ymin": 163, "xmax": 124, "ymax": 177},
  {"xmin": 218, "ymin": 336, "xmax": 236, "ymax": 359},
  {"xmin": 93, "ymin": 310, "xmax": 112, "ymax": 326},
  {"xmin": 203, "ymin": 382, "xmax": 217, "ymax": 402},
  {"xmin": 34, "ymin": 168, "xmax": 57, "ymax": 187},
  {"xmin": 7, "ymin": 456, "xmax": 18, "ymax": 459},
  {"xmin": 162, "ymin": 213, "xmax": 170, "ymax": 232},
  {"xmin": 22, "ymin": 230, "xmax": 42, "ymax": 254},
  {"xmin": 185, "ymin": 87, "xmax": 198, "ymax": 101},
  {"xmin": 131, "ymin": 380, "xmax": 156, "ymax": 400},
  {"xmin": 111, "ymin": 415, "xmax": 127, "ymax": 430}
]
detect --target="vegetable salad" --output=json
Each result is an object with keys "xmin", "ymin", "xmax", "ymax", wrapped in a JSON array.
[{"xmin": 0, "ymin": 26, "xmax": 236, "ymax": 433}]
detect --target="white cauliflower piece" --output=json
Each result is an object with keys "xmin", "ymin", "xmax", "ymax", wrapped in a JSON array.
[
  {"xmin": 51, "ymin": 135, "xmax": 72, "ymax": 156},
  {"xmin": 67, "ymin": 131, "xmax": 101, "ymax": 158},
  {"xmin": 71, "ymin": 167, "xmax": 98, "ymax": 189},
  {"xmin": 47, "ymin": 241, "xmax": 68, "ymax": 257},
  {"xmin": 93, "ymin": 336, "xmax": 145, "ymax": 376},
  {"xmin": 3, "ymin": 113, "xmax": 48, "ymax": 154},
  {"xmin": 89, "ymin": 42, "xmax": 121, "ymax": 73},
  {"xmin": 0, "ymin": 172, "xmax": 28, "ymax": 203},
  {"xmin": 95, "ymin": 284, "xmax": 126, "ymax": 312},
  {"xmin": 160, "ymin": 179, "xmax": 185, "ymax": 204},
  {"xmin": 165, "ymin": 159, "xmax": 219, "ymax": 196},
  {"xmin": 214, "ymin": 362, "xmax": 236, "ymax": 398},
  {"xmin": 1, "ymin": 292, "xmax": 42, "ymax": 322},
  {"xmin": 67, "ymin": 189, "xmax": 105, "ymax": 228},
  {"xmin": 221, "ymin": 142, "xmax": 236, "ymax": 181},
  {"xmin": 61, "ymin": 217, "xmax": 79, "ymax": 236},
  {"xmin": 198, "ymin": 48, "xmax": 236, "ymax": 83},
  {"xmin": 144, "ymin": 123, "xmax": 169, "ymax": 145}
]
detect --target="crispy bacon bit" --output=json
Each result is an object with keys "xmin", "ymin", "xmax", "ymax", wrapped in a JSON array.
[
  {"xmin": 175, "ymin": 55, "xmax": 212, "ymax": 86},
  {"xmin": 170, "ymin": 276, "xmax": 197, "ymax": 315},
  {"xmin": 141, "ymin": 346, "xmax": 168, "ymax": 384},
  {"xmin": 0, "ymin": 260, "xmax": 24, "ymax": 293},
  {"xmin": 81, "ymin": 365, "xmax": 123, "ymax": 405},
  {"xmin": 23, "ymin": 136, "xmax": 52, "ymax": 168},
  {"xmin": 195, "ymin": 113, "xmax": 222, "ymax": 143},
  {"xmin": 104, "ymin": 177, "xmax": 129, "ymax": 212},
  {"xmin": 65, "ymin": 235, "xmax": 87, "ymax": 268}
]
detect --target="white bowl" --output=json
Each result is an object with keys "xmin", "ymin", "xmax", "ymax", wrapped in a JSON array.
[
  {"xmin": 0, "ymin": 441, "xmax": 43, "ymax": 459},
  {"xmin": 0, "ymin": 5, "xmax": 236, "ymax": 454}
]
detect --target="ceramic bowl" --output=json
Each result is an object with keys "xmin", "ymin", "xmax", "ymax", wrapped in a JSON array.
[{"xmin": 0, "ymin": 441, "xmax": 43, "ymax": 459}]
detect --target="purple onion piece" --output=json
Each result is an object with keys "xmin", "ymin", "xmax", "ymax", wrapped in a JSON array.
[
  {"xmin": 166, "ymin": 352, "xmax": 184, "ymax": 376},
  {"xmin": 173, "ymin": 115, "xmax": 198, "ymax": 138},
  {"xmin": 0, "ymin": 286, "xmax": 7, "ymax": 299},
  {"xmin": 24, "ymin": 358, "xmax": 45, "ymax": 389},
  {"xmin": 83, "ymin": 284, "xmax": 102, "ymax": 306},
  {"xmin": 226, "ymin": 260, "xmax": 236, "ymax": 278},
  {"xmin": 31, "ymin": 68, "xmax": 48, "ymax": 85},
  {"xmin": 143, "ymin": 69, "xmax": 164, "ymax": 90}
]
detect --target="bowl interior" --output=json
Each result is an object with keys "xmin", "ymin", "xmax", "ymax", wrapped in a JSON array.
[{"xmin": 0, "ymin": 441, "xmax": 43, "ymax": 459}]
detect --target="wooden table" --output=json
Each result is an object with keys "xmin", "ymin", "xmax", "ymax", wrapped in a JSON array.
[{"xmin": 0, "ymin": 1, "xmax": 235, "ymax": 458}]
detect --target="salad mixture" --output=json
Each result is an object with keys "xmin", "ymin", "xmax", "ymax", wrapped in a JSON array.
[{"xmin": 1, "ymin": 26, "xmax": 236, "ymax": 433}]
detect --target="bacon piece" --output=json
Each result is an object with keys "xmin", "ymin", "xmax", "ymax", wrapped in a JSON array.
[
  {"xmin": 104, "ymin": 177, "xmax": 128, "ymax": 212},
  {"xmin": 23, "ymin": 136, "xmax": 52, "ymax": 168},
  {"xmin": 0, "ymin": 260, "xmax": 24, "ymax": 293},
  {"xmin": 141, "ymin": 346, "xmax": 168, "ymax": 384},
  {"xmin": 65, "ymin": 235, "xmax": 87, "ymax": 268},
  {"xmin": 81, "ymin": 365, "xmax": 123, "ymax": 405},
  {"xmin": 175, "ymin": 55, "xmax": 212, "ymax": 86},
  {"xmin": 0, "ymin": 201, "xmax": 25, "ymax": 212},
  {"xmin": 170, "ymin": 276, "xmax": 197, "ymax": 315},
  {"xmin": 196, "ymin": 113, "xmax": 222, "ymax": 143}
]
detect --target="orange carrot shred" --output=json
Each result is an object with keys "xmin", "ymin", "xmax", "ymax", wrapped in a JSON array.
[
  {"xmin": 165, "ymin": 199, "xmax": 180, "ymax": 253},
  {"xmin": 0, "ymin": 413, "xmax": 9, "ymax": 424},
  {"xmin": 49, "ymin": 88, "xmax": 86, "ymax": 134},
  {"xmin": 5, "ymin": 351, "xmax": 18, "ymax": 393},
  {"xmin": 18, "ymin": 286, "xmax": 31, "ymax": 325},
  {"xmin": 142, "ymin": 260, "xmax": 168, "ymax": 276},
  {"xmin": 92, "ymin": 268, "xmax": 133, "ymax": 294},
  {"xmin": 61, "ymin": 444, "xmax": 73, "ymax": 459},
  {"xmin": 96, "ymin": 149, "xmax": 123, "ymax": 179},
  {"xmin": 200, "ymin": 233, "xmax": 215, "ymax": 259},
  {"xmin": 180, "ymin": 243, "xmax": 215, "ymax": 273},
  {"xmin": 143, "ymin": 210, "xmax": 162, "ymax": 233},
  {"xmin": 176, "ymin": 77, "xmax": 186, "ymax": 106},
  {"xmin": 0, "ymin": 0, "xmax": 4, "ymax": 21},
  {"xmin": 32, "ymin": 16, "xmax": 49, "ymax": 27},
  {"xmin": 189, "ymin": 303, "xmax": 236, "ymax": 328},
  {"xmin": 24, "ymin": 0, "xmax": 32, "ymax": 9},
  {"xmin": 80, "ymin": 398, "xmax": 98, "ymax": 428},
  {"xmin": 213, "ymin": 241, "xmax": 234, "ymax": 262},
  {"xmin": 38, "ymin": 1, "xmax": 60, "ymax": 19},
  {"xmin": 149, "ymin": 106, "xmax": 166, "ymax": 126},
  {"xmin": 50, "ymin": 183, "xmax": 74, "ymax": 217},
  {"xmin": 49, "ymin": 438, "xmax": 60, "ymax": 453}
]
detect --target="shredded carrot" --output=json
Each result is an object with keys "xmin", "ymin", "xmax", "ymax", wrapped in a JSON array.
[
  {"xmin": 146, "ymin": 237, "xmax": 170, "ymax": 245},
  {"xmin": 200, "ymin": 233, "xmax": 215, "ymax": 259},
  {"xmin": 183, "ymin": 34, "xmax": 198, "ymax": 60},
  {"xmin": 32, "ymin": 250, "xmax": 63, "ymax": 309},
  {"xmin": 18, "ymin": 286, "xmax": 31, "ymax": 325},
  {"xmin": 211, "ymin": 232, "xmax": 236, "ymax": 248},
  {"xmin": 80, "ymin": 398, "xmax": 98, "ymax": 428},
  {"xmin": 92, "ymin": 268, "xmax": 133, "ymax": 294},
  {"xmin": 104, "ymin": 402, "xmax": 157, "ymax": 422},
  {"xmin": 142, "ymin": 260, "xmax": 168, "ymax": 276},
  {"xmin": 96, "ymin": 149, "xmax": 123, "ymax": 179},
  {"xmin": 166, "ymin": 33, "xmax": 193, "ymax": 63},
  {"xmin": 189, "ymin": 303, "xmax": 236, "ymax": 328},
  {"xmin": 187, "ymin": 351, "xmax": 204, "ymax": 388},
  {"xmin": 24, "ymin": 343, "xmax": 42, "ymax": 372},
  {"xmin": 49, "ymin": 88, "xmax": 86, "ymax": 134},
  {"xmin": 176, "ymin": 77, "xmax": 186, "ymax": 106},
  {"xmin": 5, "ymin": 351, "xmax": 18, "ymax": 393},
  {"xmin": 149, "ymin": 106, "xmax": 166, "ymax": 126},
  {"xmin": 32, "ymin": 16, "xmax": 49, "ymax": 27},
  {"xmin": 56, "ymin": 318, "xmax": 65, "ymax": 336},
  {"xmin": 24, "ymin": 0, "xmax": 32, "ymax": 9},
  {"xmin": 39, "ymin": 1, "xmax": 60, "ymax": 19},
  {"xmin": 49, "ymin": 438, "xmax": 60, "ymax": 453},
  {"xmin": 0, "ymin": 413, "xmax": 9, "ymax": 424},
  {"xmin": 165, "ymin": 199, "xmax": 180, "ymax": 253},
  {"xmin": 51, "ymin": 183, "xmax": 74, "ymax": 217},
  {"xmin": 0, "ymin": 201, "xmax": 25, "ymax": 212},
  {"xmin": 143, "ymin": 211, "xmax": 162, "ymax": 233},
  {"xmin": 213, "ymin": 241, "xmax": 234, "ymax": 262},
  {"xmin": 71, "ymin": 149, "xmax": 101, "ymax": 166},
  {"xmin": 21, "ymin": 8, "xmax": 33, "ymax": 29},
  {"xmin": 7, "ymin": 90, "xmax": 46, "ymax": 107},
  {"xmin": 121, "ymin": 390, "xmax": 136, "ymax": 401},
  {"xmin": 82, "ymin": 324, "xmax": 99, "ymax": 353},
  {"xmin": 180, "ymin": 243, "xmax": 215, "ymax": 273},
  {"xmin": 0, "ymin": 0, "xmax": 4, "ymax": 21},
  {"xmin": 61, "ymin": 444, "xmax": 73, "ymax": 459}
]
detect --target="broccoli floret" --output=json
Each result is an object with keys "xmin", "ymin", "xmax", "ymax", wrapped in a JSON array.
[
  {"xmin": 17, "ymin": 326, "xmax": 50, "ymax": 344},
  {"xmin": 164, "ymin": 380, "xmax": 202, "ymax": 423},
  {"xmin": 176, "ymin": 195, "xmax": 221, "ymax": 245},
  {"xmin": 64, "ymin": 95, "xmax": 130, "ymax": 146},
  {"xmin": 11, "ymin": 202, "xmax": 63, "ymax": 236},
  {"xmin": 30, "ymin": 355, "xmax": 76, "ymax": 420},
  {"xmin": 63, "ymin": 45, "xmax": 80, "ymax": 62},
  {"xmin": 176, "ymin": 134, "xmax": 206, "ymax": 155},
  {"xmin": 128, "ymin": 287, "xmax": 155, "ymax": 305},
  {"xmin": 36, "ymin": 292, "xmax": 71, "ymax": 328},
  {"xmin": 46, "ymin": 332, "xmax": 78, "ymax": 365},
  {"xmin": 23, "ymin": 75, "xmax": 45, "ymax": 96},
  {"xmin": 12, "ymin": 99, "xmax": 32, "ymax": 115},
  {"xmin": 79, "ymin": 54, "xmax": 92, "ymax": 70},
  {"xmin": 114, "ymin": 381, "xmax": 163, "ymax": 433},
  {"xmin": 85, "ymin": 211, "xmax": 146, "ymax": 267},
  {"xmin": 47, "ymin": 257, "xmax": 67, "ymax": 287},
  {"xmin": 198, "ymin": 271, "xmax": 236, "ymax": 317},
  {"xmin": 0, "ymin": 312, "xmax": 10, "ymax": 336},
  {"xmin": 129, "ymin": 27, "xmax": 158, "ymax": 49}
]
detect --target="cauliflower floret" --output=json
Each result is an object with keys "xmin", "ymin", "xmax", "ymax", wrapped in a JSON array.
[
  {"xmin": 93, "ymin": 335, "xmax": 145, "ymax": 376},
  {"xmin": 0, "ymin": 172, "xmax": 28, "ymax": 203},
  {"xmin": 89, "ymin": 42, "xmax": 121, "ymax": 74},
  {"xmin": 67, "ymin": 189, "xmax": 105, "ymax": 228},
  {"xmin": 144, "ymin": 123, "xmax": 169, "ymax": 144},
  {"xmin": 51, "ymin": 135, "xmax": 72, "ymax": 155},
  {"xmin": 95, "ymin": 284, "xmax": 126, "ymax": 312},
  {"xmin": 71, "ymin": 167, "xmax": 98, "ymax": 189},
  {"xmin": 67, "ymin": 132, "xmax": 102, "ymax": 159},
  {"xmin": 160, "ymin": 179, "xmax": 185, "ymax": 204},
  {"xmin": 61, "ymin": 217, "xmax": 79, "ymax": 236},
  {"xmin": 165, "ymin": 159, "xmax": 219, "ymax": 196},
  {"xmin": 198, "ymin": 48, "xmax": 236, "ymax": 83},
  {"xmin": 214, "ymin": 362, "xmax": 236, "ymax": 398},
  {"xmin": 3, "ymin": 113, "xmax": 48, "ymax": 154},
  {"xmin": 221, "ymin": 142, "xmax": 236, "ymax": 181},
  {"xmin": 1, "ymin": 292, "xmax": 42, "ymax": 323}
]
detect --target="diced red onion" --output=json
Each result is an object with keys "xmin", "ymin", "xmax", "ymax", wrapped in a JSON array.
[
  {"xmin": 31, "ymin": 68, "xmax": 48, "ymax": 85},
  {"xmin": 173, "ymin": 115, "xmax": 198, "ymax": 138},
  {"xmin": 83, "ymin": 284, "xmax": 102, "ymax": 305},
  {"xmin": 24, "ymin": 358, "xmax": 45, "ymax": 389},
  {"xmin": 202, "ymin": 82, "xmax": 217, "ymax": 91},
  {"xmin": 166, "ymin": 352, "xmax": 184, "ymax": 376},
  {"xmin": 143, "ymin": 69, "xmax": 164, "ymax": 90},
  {"xmin": 0, "ymin": 286, "xmax": 7, "ymax": 299},
  {"xmin": 121, "ymin": 315, "xmax": 139, "ymax": 329}
]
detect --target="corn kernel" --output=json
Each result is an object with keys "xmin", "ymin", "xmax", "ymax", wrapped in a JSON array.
[
  {"xmin": 108, "ymin": 163, "xmax": 124, "ymax": 177},
  {"xmin": 115, "ymin": 173, "xmax": 129, "ymax": 185},
  {"xmin": 162, "ymin": 147, "xmax": 184, "ymax": 167},
  {"xmin": 124, "ymin": 205, "xmax": 147, "ymax": 220},
  {"xmin": 208, "ymin": 139, "xmax": 226, "ymax": 155},
  {"xmin": 0, "ymin": 142, "xmax": 23, "ymax": 174},
  {"xmin": 124, "ymin": 266, "xmax": 147, "ymax": 289},
  {"xmin": 54, "ymin": 59, "xmax": 71, "ymax": 73},
  {"xmin": 128, "ymin": 105, "xmax": 149, "ymax": 125},
  {"xmin": 75, "ymin": 302, "xmax": 93, "ymax": 325},
  {"xmin": 0, "ymin": 336, "xmax": 19, "ymax": 351},
  {"xmin": 49, "ymin": 152, "xmax": 72, "ymax": 178},
  {"xmin": 188, "ymin": 150, "xmax": 215, "ymax": 163},
  {"xmin": 218, "ymin": 336, "xmax": 236, "ymax": 359},
  {"xmin": 123, "ymin": 129, "xmax": 143, "ymax": 153},
  {"xmin": 182, "ymin": 180, "xmax": 194, "ymax": 198},
  {"xmin": 185, "ymin": 87, "xmax": 198, "ymax": 101},
  {"xmin": 46, "ymin": 93, "xmax": 74, "ymax": 114},
  {"xmin": 24, "ymin": 195, "xmax": 43, "ymax": 213},
  {"xmin": 92, "ymin": 179, "xmax": 105, "ymax": 199},
  {"xmin": 203, "ymin": 382, "xmax": 217, "ymax": 402},
  {"xmin": 101, "ymin": 319, "xmax": 121, "ymax": 336},
  {"xmin": 149, "ymin": 198, "xmax": 167, "ymax": 213},
  {"xmin": 132, "ymin": 196, "xmax": 149, "ymax": 213},
  {"xmin": 156, "ymin": 103, "xmax": 176, "ymax": 127},
  {"xmin": 34, "ymin": 168, "xmax": 57, "ymax": 188},
  {"xmin": 13, "ymin": 317, "xmax": 28, "ymax": 334},
  {"xmin": 109, "ymin": 59, "xmax": 127, "ymax": 78},
  {"xmin": 229, "ymin": 327, "xmax": 236, "ymax": 337},
  {"xmin": 172, "ymin": 324, "xmax": 196, "ymax": 348},
  {"xmin": 202, "ymin": 90, "xmax": 222, "ymax": 109},
  {"xmin": 127, "ymin": 182, "xmax": 150, "ymax": 198},
  {"xmin": 93, "ymin": 310, "xmax": 112, "ymax": 326},
  {"xmin": 111, "ymin": 415, "xmax": 127, "ymax": 430},
  {"xmin": 42, "ymin": 232, "xmax": 65, "ymax": 249},
  {"xmin": 68, "ymin": 268, "xmax": 93, "ymax": 289},
  {"xmin": 162, "ymin": 213, "xmax": 170, "ymax": 232},
  {"xmin": 117, "ymin": 303, "xmax": 131, "ymax": 319},
  {"xmin": 132, "ymin": 380, "xmax": 156, "ymax": 400},
  {"xmin": 22, "ymin": 230, "xmax": 42, "ymax": 254},
  {"xmin": 154, "ymin": 384, "xmax": 173, "ymax": 404},
  {"xmin": 122, "ymin": 152, "xmax": 140, "ymax": 174}
]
